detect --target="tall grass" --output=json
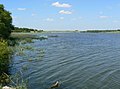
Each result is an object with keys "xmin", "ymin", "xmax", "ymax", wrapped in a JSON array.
[
  {"xmin": 0, "ymin": 72, "xmax": 27, "ymax": 89},
  {"xmin": 0, "ymin": 38, "xmax": 28, "ymax": 89},
  {"xmin": 0, "ymin": 39, "xmax": 11, "ymax": 75}
]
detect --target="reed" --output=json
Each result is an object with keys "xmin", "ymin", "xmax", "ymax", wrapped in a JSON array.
[{"xmin": 0, "ymin": 72, "xmax": 27, "ymax": 89}]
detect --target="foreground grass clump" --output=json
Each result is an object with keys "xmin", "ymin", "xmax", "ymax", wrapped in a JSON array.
[
  {"xmin": 0, "ymin": 40, "xmax": 27, "ymax": 89},
  {"xmin": 0, "ymin": 73, "xmax": 27, "ymax": 89},
  {"xmin": 0, "ymin": 39, "xmax": 11, "ymax": 75},
  {"xmin": 11, "ymin": 33, "xmax": 48, "ymax": 42}
]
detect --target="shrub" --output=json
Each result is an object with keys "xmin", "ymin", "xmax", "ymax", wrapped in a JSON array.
[{"xmin": 0, "ymin": 39, "xmax": 11, "ymax": 75}]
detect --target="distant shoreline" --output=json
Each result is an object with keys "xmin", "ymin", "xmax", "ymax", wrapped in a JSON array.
[{"xmin": 12, "ymin": 29, "xmax": 120, "ymax": 34}]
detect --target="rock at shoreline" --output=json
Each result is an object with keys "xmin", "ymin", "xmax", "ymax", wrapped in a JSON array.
[{"xmin": 2, "ymin": 86, "xmax": 15, "ymax": 89}]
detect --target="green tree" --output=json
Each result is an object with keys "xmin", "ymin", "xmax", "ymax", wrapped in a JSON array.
[{"xmin": 0, "ymin": 4, "xmax": 14, "ymax": 38}]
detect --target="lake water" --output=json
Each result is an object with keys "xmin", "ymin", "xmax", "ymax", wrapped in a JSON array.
[{"xmin": 11, "ymin": 33, "xmax": 120, "ymax": 89}]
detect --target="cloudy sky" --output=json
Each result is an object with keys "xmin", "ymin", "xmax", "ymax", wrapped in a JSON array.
[{"xmin": 0, "ymin": 0, "xmax": 120, "ymax": 30}]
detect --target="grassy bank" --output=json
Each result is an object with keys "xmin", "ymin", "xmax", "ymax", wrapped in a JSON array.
[
  {"xmin": 0, "ymin": 39, "xmax": 11, "ymax": 75},
  {"xmin": 0, "ymin": 39, "xmax": 13, "ymax": 87},
  {"xmin": 0, "ymin": 33, "xmax": 47, "ymax": 89},
  {"xmin": 0, "ymin": 38, "xmax": 27, "ymax": 89},
  {"xmin": 0, "ymin": 33, "xmax": 48, "ymax": 89}
]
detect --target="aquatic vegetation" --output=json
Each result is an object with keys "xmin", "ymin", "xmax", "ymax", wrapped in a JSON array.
[
  {"xmin": 16, "ymin": 51, "xmax": 25, "ymax": 56},
  {"xmin": 11, "ymin": 33, "xmax": 48, "ymax": 41},
  {"xmin": 23, "ymin": 46, "xmax": 34, "ymax": 51},
  {"xmin": 21, "ymin": 39, "xmax": 33, "ymax": 44},
  {"xmin": 0, "ymin": 38, "xmax": 31, "ymax": 88},
  {"xmin": 11, "ymin": 33, "xmax": 36, "ymax": 39},
  {"xmin": 20, "ymin": 38, "xmax": 34, "ymax": 44},
  {"xmin": 0, "ymin": 72, "xmax": 27, "ymax": 89},
  {"xmin": 38, "ymin": 36, "xmax": 48, "ymax": 40},
  {"xmin": 48, "ymin": 35, "xmax": 59, "ymax": 38},
  {"xmin": 28, "ymin": 58, "xmax": 33, "ymax": 62},
  {"xmin": 25, "ymin": 38, "xmax": 33, "ymax": 43},
  {"xmin": 0, "ymin": 85, "xmax": 2, "ymax": 89},
  {"xmin": 22, "ymin": 65, "xmax": 28, "ymax": 71},
  {"xmin": 16, "ymin": 85, "xmax": 27, "ymax": 89},
  {"xmin": 0, "ymin": 73, "xmax": 10, "ymax": 85},
  {"xmin": 11, "ymin": 72, "xmax": 28, "ymax": 89},
  {"xmin": 38, "ymin": 54, "xmax": 44, "ymax": 58},
  {"xmin": 3, "ymin": 33, "xmax": 49, "ymax": 89},
  {"xmin": 36, "ymin": 48, "xmax": 45, "ymax": 59},
  {"xmin": 7, "ymin": 37, "xmax": 19, "ymax": 46},
  {"xmin": 14, "ymin": 45, "xmax": 34, "ymax": 57}
]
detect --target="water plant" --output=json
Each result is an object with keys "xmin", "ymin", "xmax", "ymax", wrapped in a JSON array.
[
  {"xmin": 11, "ymin": 33, "xmax": 48, "ymax": 41},
  {"xmin": 0, "ymin": 72, "xmax": 27, "ymax": 89}
]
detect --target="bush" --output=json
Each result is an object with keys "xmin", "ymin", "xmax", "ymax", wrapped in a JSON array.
[{"xmin": 0, "ymin": 39, "xmax": 11, "ymax": 75}]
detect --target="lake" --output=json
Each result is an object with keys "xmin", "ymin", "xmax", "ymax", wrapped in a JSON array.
[{"xmin": 11, "ymin": 33, "xmax": 120, "ymax": 89}]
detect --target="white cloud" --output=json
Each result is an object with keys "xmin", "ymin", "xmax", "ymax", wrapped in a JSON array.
[
  {"xmin": 17, "ymin": 8, "xmax": 26, "ymax": 11},
  {"xmin": 52, "ymin": 2, "xmax": 71, "ymax": 8},
  {"xmin": 99, "ymin": 15, "xmax": 109, "ymax": 19},
  {"xmin": 46, "ymin": 18, "xmax": 54, "ymax": 21},
  {"xmin": 59, "ymin": 10, "xmax": 72, "ymax": 14},
  {"xmin": 60, "ymin": 17, "xmax": 64, "ymax": 20}
]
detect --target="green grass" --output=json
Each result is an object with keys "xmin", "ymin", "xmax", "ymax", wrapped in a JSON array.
[
  {"xmin": 0, "ymin": 72, "xmax": 27, "ymax": 89},
  {"xmin": 0, "ymin": 39, "xmax": 11, "ymax": 75},
  {"xmin": 0, "ymin": 39, "xmax": 27, "ymax": 89},
  {"xmin": 0, "ymin": 33, "xmax": 47, "ymax": 89},
  {"xmin": 11, "ymin": 33, "xmax": 48, "ymax": 42}
]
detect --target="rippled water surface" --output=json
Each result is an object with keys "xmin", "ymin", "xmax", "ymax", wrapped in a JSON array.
[{"xmin": 11, "ymin": 33, "xmax": 120, "ymax": 89}]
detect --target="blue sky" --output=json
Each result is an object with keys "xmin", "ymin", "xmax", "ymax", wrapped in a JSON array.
[{"xmin": 0, "ymin": 0, "xmax": 120, "ymax": 30}]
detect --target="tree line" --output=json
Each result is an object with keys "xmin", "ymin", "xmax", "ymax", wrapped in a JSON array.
[
  {"xmin": 86, "ymin": 30, "xmax": 120, "ymax": 33},
  {"xmin": 12, "ymin": 27, "xmax": 43, "ymax": 33}
]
